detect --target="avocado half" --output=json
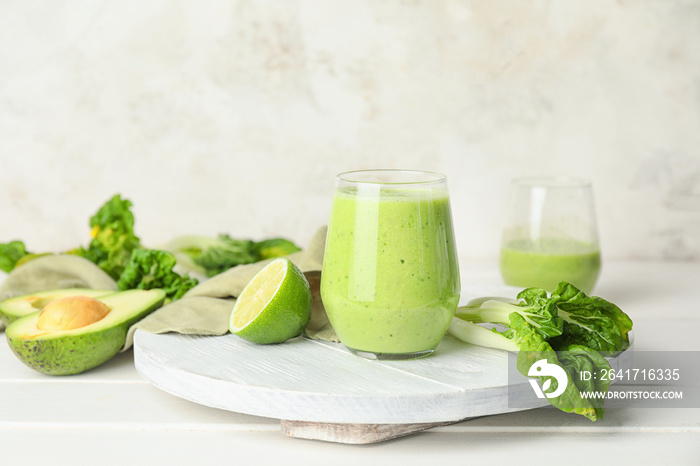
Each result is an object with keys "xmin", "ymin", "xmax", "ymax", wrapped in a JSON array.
[
  {"xmin": 0, "ymin": 288, "xmax": 116, "ymax": 326},
  {"xmin": 5, "ymin": 289, "xmax": 166, "ymax": 376}
]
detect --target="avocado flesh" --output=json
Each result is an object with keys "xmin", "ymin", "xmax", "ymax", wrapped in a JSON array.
[
  {"xmin": 5, "ymin": 289, "xmax": 166, "ymax": 375},
  {"xmin": 0, "ymin": 288, "xmax": 116, "ymax": 326}
]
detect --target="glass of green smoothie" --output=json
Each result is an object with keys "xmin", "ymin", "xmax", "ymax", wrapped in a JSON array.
[
  {"xmin": 499, "ymin": 176, "xmax": 601, "ymax": 294},
  {"xmin": 321, "ymin": 169, "xmax": 461, "ymax": 360}
]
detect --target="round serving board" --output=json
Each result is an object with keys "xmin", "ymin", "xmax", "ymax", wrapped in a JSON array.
[
  {"xmin": 133, "ymin": 329, "xmax": 632, "ymax": 432},
  {"xmin": 133, "ymin": 281, "xmax": 632, "ymax": 443}
]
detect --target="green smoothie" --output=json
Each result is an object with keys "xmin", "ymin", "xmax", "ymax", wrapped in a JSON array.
[
  {"xmin": 321, "ymin": 187, "xmax": 460, "ymax": 356},
  {"xmin": 499, "ymin": 239, "xmax": 601, "ymax": 294}
]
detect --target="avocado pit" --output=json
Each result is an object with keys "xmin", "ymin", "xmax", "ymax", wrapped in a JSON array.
[{"xmin": 36, "ymin": 296, "xmax": 111, "ymax": 331}]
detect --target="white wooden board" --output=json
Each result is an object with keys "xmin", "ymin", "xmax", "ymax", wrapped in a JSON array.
[{"xmin": 133, "ymin": 330, "xmax": 632, "ymax": 427}]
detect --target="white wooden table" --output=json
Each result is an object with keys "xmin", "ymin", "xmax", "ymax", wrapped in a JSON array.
[{"xmin": 2, "ymin": 260, "xmax": 699, "ymax": 465}]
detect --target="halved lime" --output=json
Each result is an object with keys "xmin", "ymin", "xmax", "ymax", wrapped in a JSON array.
[{"xmin": 229, "ymin": 258, "xmax": 312, "ymax": 344}]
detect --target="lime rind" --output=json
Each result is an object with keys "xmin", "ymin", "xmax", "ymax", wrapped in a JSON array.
[{"xmin": 229, "ymin": 258, "xmax": 312, "ymax": 344}]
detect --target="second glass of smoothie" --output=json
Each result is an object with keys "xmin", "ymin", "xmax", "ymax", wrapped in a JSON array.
[
  {"xmin": 499, "ymin": 176, "xmax": 601, "ymax": 294},
  {"xmin": 321, "ymin": 169, "xmax": 461, "ymax": 360}
]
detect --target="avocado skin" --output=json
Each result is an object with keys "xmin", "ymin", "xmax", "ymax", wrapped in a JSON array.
[
  {"xmin": 6, "ymin": 295, "xmax": 164, "ymax": 376},
  {"xmin": 7, "ymin": 326, "xmax": 127, "ymax": 376}
]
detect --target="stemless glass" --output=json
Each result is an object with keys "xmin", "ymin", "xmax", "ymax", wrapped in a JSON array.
[
  {"xmin": 320, "ymin": 169, "xmax": 461, "ymax": 360},
  {"xmin": 499, "ymin": 176, "xmax": 601, "ymax": 294}
]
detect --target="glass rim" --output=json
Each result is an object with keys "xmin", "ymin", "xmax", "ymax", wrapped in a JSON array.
[
  {"xmin": 337, "ymin": 169, "xmax": 446, "ymax": 185},
  {"xmin": 510, "ymin": 176, "xmax": 592, "ymax": 189}
]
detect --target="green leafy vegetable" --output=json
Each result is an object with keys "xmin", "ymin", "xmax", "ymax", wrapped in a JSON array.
[
  {"xmin": 455, "ymin": 283, "xmax": 631, "ymax": 353},
  {"xmin": 194, "ymin": 235, "xmax": 258, "ymax": 277},
  {"xmin": 448, "ymin": 282, "xmax": 632, "ymax": 421},
  {"xmin": 557, "ymin": 344, "xmax": 611, "ymax": 420},
  {"xmin": 163, "ymin": 235, "xmax": 301, "ymax": 277},
  {"xmin": 511, "ymin": 314, "xmax": 610, "ymax": 421},
  {"xmin": 549, "ymin": 282, "xmax": 633, "ymax": 352},
  {"xmin": 0, "ymin": 241, "xmax": 31, "ymax": 273},
  {"xmin": 74, "ymin": 194, "xmax": 141, "ymax": 280},
  {"xmin": 455, "ymin": 287, "xmax": 564, "ymax": 339},
  {"xmin": 116, "ymin": 249, "xmax": 198, "ymax": 302}
]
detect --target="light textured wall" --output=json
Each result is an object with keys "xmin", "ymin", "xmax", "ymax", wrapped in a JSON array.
[{"xmin": 1, "ymin": 0, "xmax": 699, "ymax": 261}]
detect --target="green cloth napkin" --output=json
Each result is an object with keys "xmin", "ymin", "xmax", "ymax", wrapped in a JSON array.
[
  {"xmin": 122, "ymin": 226, "xmax": 338, "ymax": 350},
  {"xmin": 0, "ymin": 255, "xmax": 118, "ymax": 331}
]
